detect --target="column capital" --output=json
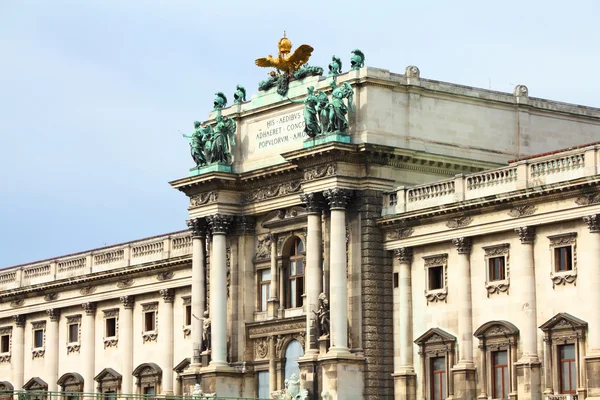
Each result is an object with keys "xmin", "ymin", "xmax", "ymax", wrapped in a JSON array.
[
  {"xmin": 515, "ymin": 226, "xmax": 536, "ymax": 244},
  {"xmin": 120, "ymin": 295, "xmax": 135, "ymax": 309},
  {"xmin": 394, "ymin": 247, "xmax": 413, "ymax": 263},
  {"xmin": 206, "ymin": 214, "xmax": 233, "ymax": 235},
  {"xmin": 452, "ymin": 237, "xmax": 472, "ymax": 254},
  {"xmin": 300, "ymin": 192, "xmax": 325, "ymax": 214},
  {"xmin": 187, "ymin": 218, "xmax": 207, "ymax": 238},
  {"xmin": 160, "ymin": 288, "xmax": 175, "ymax": 303},
  {"xmin": 82, "ymin": 302, "xmax": 97, "ymax": 316},
  {"xmin": 323, "ymin": 188, "xmax": 352, "ymax": 210},
  {"xmin": 13, "ymin": 315, "xmax": 26, "ymax": 327},
  {"xmin": 46, "ymin": 308, "xmax": 60, "ymax": 322},
  {"xmin": 231, "ymin": 215, "xmax": 256, "ymax": 236},
  {"xmin": 584, "ymin": 215, "xmax": 600, "ymax": 233}
]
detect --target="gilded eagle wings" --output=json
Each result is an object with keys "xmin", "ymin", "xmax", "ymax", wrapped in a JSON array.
[
  {"xmin": 255, "ymin": 44, "xmax": 314, "ymax": 74},
  {"xmin": 255, "ymin": 55, "xmax": 277, "ymax": 69},
  {"xmin": 287, "ymin": 44, "xmax": 314, "ymax": 69}
]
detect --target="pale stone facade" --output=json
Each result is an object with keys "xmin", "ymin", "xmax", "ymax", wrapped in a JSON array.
[{"xmin": 1, "ymin": 65, "xmax": 600, "ymax": 399}]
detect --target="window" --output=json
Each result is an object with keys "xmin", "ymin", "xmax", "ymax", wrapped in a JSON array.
[
  {"xmin": 145, "ymin": 312, "xmax": 156, "ymax": 332},
  {"xmin": 284, "ymin": 340, "xmax": 303, "ymax": 379},
  {"xmin": 257, "ymin": 371, "xmax": 270, "ymax": 399},
  {"xmin": 559, "ymin": 344, "xmax": 576, "ymax": 394},
  {"xmin": 431, "ymin": 357, "xmax": 446, "ymax": 400},
  {"xmin": 492, "ymin": 351, "xmax": 509, "ymax": 399},
  {"xmin": 548, "ymin": 233, "xmax": 577, "ymax": 287},
  {"xmin": 423, "ymin": 254, "xmax": 448, "ymax": 303},
  {"xmin": 259, "ymin": 269, "xmax": 271, "ymax": 311},
  {"xmin": 143, "ymin": 387, "xmax": 155, "ymax": 395},
  {"xmin": 489, "ymin": 257, "xmax": 505, "ymax": 281},
  {"xmin": 0, "ymin": 334, "xmax": 9, "ymax": 353},
  {"xmin": 103, "ymin": 392, "xmax": 116, "ymax": 400},
  {"xmin": 287, "ymin": 238, "xmax": 305, "ymax": 308},
  {"xmin": 34, "ymin": 329, "xmax": 44, "ymax": 348},
  {"xmin": 185, "ymin": 305, "xmax": 192, "ymax": 326},
  {"xmin": 68, "ymin": 323, "xmax": 79, "ymax": 343},
  {"xmin": 554, "ymin": 247, "xmax": 573, "ymax": 272},
  {"xmin": 106, "ymin": 318, "xmax": 117, "ymax": 338},
  {"xmin": 141, "ymin": 303, "xmax": 158, "ymax": 343}
]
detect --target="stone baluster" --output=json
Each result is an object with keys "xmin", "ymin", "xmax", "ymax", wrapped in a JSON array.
[
  {"xmin": 120, "ymin": 295, "xmax": 135, "ymax": 394},
  {"xmin": 324, "ymin": 188, "xmax": 352, "ymax": 355},
  {"xmin": 187, "ymin": 219, "xmax": 207, "ymax": 369},
  {"xmin": 160, "ymin": 289, "xmax": 175, "ymax": 394},
  {"xmin": 300, "ymin": 192, "xmax": 324, "ymax": 356},
  {"xmin": 268, "ymin": 232, "xmax": 279, "ymax": 318},
  {"xmin": 46, "ymin": 309, "xmax": 60, "ymax": 391},
  {"xmin": 514, "ymin": 226, "xmax": 541, "ymax": 400},
  {"xmin": 206, "ymin": 214, "xmax": 232, "ymax": 368},
  {"xmin": 393, "ymin": 247, "xmax": 416, "ymax": 399},
  {"xmin": 81, "ymin": 302, "xmax": 97, "ymax": 394},
  {"xmin": 12, "ymin": 315, "xmax": 26, "ymax": 389},
  {"xmin": 451, "ymin": 237, "xmax": 476, "ymax": 399}
]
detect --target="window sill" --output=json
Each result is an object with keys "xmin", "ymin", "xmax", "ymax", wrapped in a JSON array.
[
  {"xmin": 485, "ymin": 279, "xmax": 510, "ymax": 297},
  {"xmin": 551, "ymin": 270, "xmax": 577, "ymax": 288},
  {"xmin": 103, "ymin": 337, "xmax": 118, "ymax": 348},
  {"xmin": 425, "ymin": 288, "xmax": 447, "ymax": 304},
  {"xmin": 142, "ymin": 331, "xmax": 158, "ymax": 343},
  {"xmin": 32, "ymin": 348, "xmax": 45, "ymax": 358},
  {"xmin": 283, "ymin": 307, "xmax": 304, "ymax": 318},
  {"xmin": 254, "ymin": 311, "xmax": 268, "ymax": 322},
  {"xmin": 0, "ymin": 353, "xmax": 10, "ymax": 363},
  {"xmin": 67, "ymin": 342, "xmax": 81, "ymax": 354}
]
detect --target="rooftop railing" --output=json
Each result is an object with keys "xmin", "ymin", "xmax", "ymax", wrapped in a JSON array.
[
  {"xmin": 383, "ymin": 145, "xmax": 600, "ymax": 216},
  {"xmin": 0, "ymin": 391, "xmax": 269, "ymax": 400},
  {"xmin": 0, "ymin": 231, "xmax": 192, "ymax": 292}
]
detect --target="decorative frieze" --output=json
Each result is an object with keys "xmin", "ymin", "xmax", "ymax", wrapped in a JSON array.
[
  {"xmin": 394, "ymin": 247, "xmax": 413, "ymax": 263},
  {"xmin": 189, "ymin": 191, "xmax": 218, "ymax": 207},
  {"xmin": 387, "ymin": 227, "xmax": 414, "ymax": 240},
  {"xmin": 323, "ymin": 188, "xmax": 352, "ymax": 210},
  {"xmin": 10, "ymin": 299, "xmax": 24, "ymax": 308},
  {"xmin": 452, "ymin": 237, "xmax": 472, "ymax": 254},
  {"xmin": 156, "ymin": 271, "xmax": 174, "ymax": 281},
  {"xmin": 575, "ymin": 192, "xmax": 600, "ymax": 206},
  {"xmin": 44, "ymin": 293, "xmax": 59, "ymax": 302},
  {"xmin": 207, "ymin": 214, "xmax": 233, "ymax": 235},
  {"xmin": 242, "ymin": 179, "xmax": 302, "ymax": 204},
  {"xmin": 303, "ymin": 163, "xmax": 337, "ymax": 181},
  {"xmin": 507, "ymin": 204, "xmax": 537, "ymax": 218},
  {"xmin": 116, "ymin": 279, "xmax": 134, "ymax": 289},
  {"xmin": 515, "ymin": 226, "xmax": 536, "ymax": 244},
  {"xmin": 446, "ymin": 216, "xmax": 473, "ymax": 229},
  {"xmin": 80, "ymin": 286, "xmax": 96, "ymax": 295}
]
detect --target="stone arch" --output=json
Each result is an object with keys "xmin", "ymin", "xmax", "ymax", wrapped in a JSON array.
[
  {"xmin": 414, "ymin": 328, "xmax": 456, "ymax": 400},
  {"xmin": 94, "ymin": 368, "xmax": 122, "ymax": 394},
  {"xmin": 132, "ymin": 362, "xmax": 162, "ymax": 394},
  {"xmin": 57, "ymin": 373, "xmax": 84, "ymax": 393},
  {"xmin": 283, "ymin": 339, "xmax": 303, "ymax": 381},
  {"xmin": 0, "ymin": 382, "xmax": 13, "ymax": 400},
  {"xmin": 474, "ymin": 320, "xmax": 519, "ymax": 338}
]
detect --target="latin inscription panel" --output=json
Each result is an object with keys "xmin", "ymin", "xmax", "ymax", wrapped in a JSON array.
[{"xmin": 247, "ymin": 108, "xmax": 307, "ymax": 153}]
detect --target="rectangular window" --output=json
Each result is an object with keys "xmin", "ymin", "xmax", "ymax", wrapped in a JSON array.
[
  {"xmin": 105, "ymin": 318, "xmax": 117, "ymax": 337},
  {"xmin": 185, "ymin": 305, "xmax": 192, "ymax": 326},
  {"xmin": 33, "ymin": 329, "xmax": 44, "ymax": 348},
  {"xmin": 68, "ymin": 323, "xmax": 79, "ymax": 343},
  {"xmin": 257, "ymin": 371, "xmax": 270, "ymax": 399},
  {"xmin": 289, "ymin": 260, "xmax": 304, "ymax": 308},
  {"xmin": 492, "ymin": 351, "xmax": 509, "ymax": 399},
  {"xmin": 144, "ymin": 312, "xmax": 156, "ymax": 332},
  {"xmin": 393, "ymin": 272, "xmax": 399, "ymax": 288},
  {"xmin": 555, "ymin": 247, "xmax": 573, "ymax": 272},
  {"xmin": 143, "ymin": 387, "xmax": 155, "ymax": 396},
  {"xmin": 431, "ymin": 356, "xmax": 447, "ymax": 400},
  {"xmin": 103, "ymin": 391, "xmax": 116, "ymax": 400},
  {"xmin": 559, "ymin": 344, "xmax": 576, "ymax": 394},
  {"xmin": 0, "ymin": 335, "xmax": 9, "ymax": 353},
  {"xmin": 259, "ymin": 269, "xmax": 271, "ymax": 311},
  {"xmin": 489, "ymin": 256, "xmax": 506, "ymax": 281},
  {"xmin": 428, "ymin": 266, "xmax": 444, "ymax": 290}
]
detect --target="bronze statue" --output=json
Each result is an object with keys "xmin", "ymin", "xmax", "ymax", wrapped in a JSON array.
[
  {"xmin": 313, "ymin": 292, "xmax": 330, "ymax": 338},
  {"xmin": 202, "ymin": 310, "xmax": 211, "ymax": 352}
]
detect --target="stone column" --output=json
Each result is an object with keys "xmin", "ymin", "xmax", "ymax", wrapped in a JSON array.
[
  {"xmin": 268, "ymin": 233, "xmax": 279, "ymax": 318},
  {"xmin": 451, "ymin": 237, "xmax": 476, "ymax": 400},
  {"xmin": 46, "ymin": 309, "xmax": 60, "ymax": 391},
  {"xmin": 583, "ymin": 215, "xmax": 600, "ymax": 397},
  {"xmin": 187, "ymin": 219, "xmax": 206, "ymax": 369},
  {"xmin": 324, "ymin": 188, "xmax": 352, "ymax": 355},
  {"xmin": 120, "ymin": 296, "xmax": 135, "ymax": 394},
  {"xmin": 160, "ymin": 289, "xmax": 175, "ymax": 394},
  {"xmin": 269, "ymin": 336, "xmax": 277, "ymax": 393},
  {"xmin": 301, "ymin": 193, "xmax": 324, "ymax": 356},
  {"xmin": 514, "ymin": 227, "xmax": 541, "ymax": 400},
  {"xmin": 12, "ymin": 315, "xmax": 25, "ymax": 389},
  {"xmin": 82, "ymin": 302, "xmax": 97, "ymax": 395},
  {"xmin": 393, "ymin": 248, "xmax": 416, "ymax": 400},
  {"xmin": 206, "ymin": 214, "xmax": 232, "ymax": 369}
]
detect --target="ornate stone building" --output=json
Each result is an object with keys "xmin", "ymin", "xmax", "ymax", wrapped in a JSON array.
[{"xmin": 2, "ymin": 60, "xmax": 600, "ymax": 400}]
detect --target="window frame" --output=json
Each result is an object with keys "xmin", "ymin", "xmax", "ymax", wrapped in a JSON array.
[
  {"xmin": 141, "ymin": 302, "xmax": 158, "ymax": 343},
  {"xmin": 182, "ymin": 295, "xmax": 192, "ymax": 337},
  {"xmin": 258, "ymin": 268, "xmax": 272, "ymax": 312},
  {"xmin": 65, "ymin": 315, "xmax": 81, "ymax": 354},
  {"xmin": 423, "ymin": 254, "xmax": 448, "ymax": 304},
  {"xmin": 415, "ymin": 328, "xmax": 456, "ymax": 400},
  {"xmin": 430, "ymin": 356, "xmax": 447, "ymax": 400},
  {"xmin": 286, "ymin": 238, "xmax": 305, "ymax": 309},
  {"xmin": 492, "ymin": 350, "xmax": 509, "ymax": 399},
  {"xmin": 31, "ymin": 321, "xmax": 46, "ymax": 358},
  {"xmin": 0, "ymin": 327, "xmax": 11, "ymax": 363},
  {"xmin": 483, "ymin": 244, "xmax": 510, "ymax": 297},
  {"xmin": 558, "ymin": 344, "xmax": 577, "ymax": 394},
  {"xmin": 548, "ymin": 233, "xmax": 577, "ymax": 288},
  {"xmin": 102, "ymin": 309, "xmax": 119, "ymax": 348}
]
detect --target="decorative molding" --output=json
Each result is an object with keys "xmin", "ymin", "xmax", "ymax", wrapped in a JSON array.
[
  {"xmin": 156, "ymin": 271, "xmax": 174, "ymax": 281},
  {"xmin": 483, "ymin": 244, "xmax": 510, "ymax": 297},
  {"xmin": 0, "ymin": 354, "xmax": 10, "ymax": 363},
  {"xmin": 515, "ymin": 226, "xmax": 536, "ymax": 244},
  {"xmin": 10, "ymin": 299, "xmax": 24, "ymax": 308},
  {"xmin": 44, "ymin": 293, "xmax": 59, "ymax": 302},
  {"xmin": 187, "ymin": 218, "xmax": 207, "ymax": 238},
  {"xmin": 13, "ymin": 315, "xmax": 25, "ymax": 327},
  {"xmin": 182, "ymin": 296, "xmax": 191, "ymax": 306},
  {"xmin": 254, "ymin": 338, "xmax": 269, "ymax": 359},
  {"xmin": 120, "ymin": 295, "xmax": 135, "ymax": 309},
  {"xmin": 0, "ymin": 326, "xmax": 12, "ymax": 335},
  {"xmin": 207, "ymin": 214, "xmax": 233, "ymax": 235},
  {"xmin": 103, "ymin": 308, "xmax": 119, "ymax": 318},
  {"xmin": 303, "ymin": 164, "xmax": 337, "ymax": 181},
  {"xmin": 67, "ymin": 344, "xmax": 81, "ymax": 354},
  {"xmin": 116, "ymin": 279, "xmax": 134, "ymax": 289},
  {"xmin": 255, "ymin": 234, "xmax": 273, "ymax": 261},
  {"xmin": 46, "ymin": 309, "xmax": 60, "ymax": 322},
  {"xmin": 583, "ymin": 215, "xmax": 600, "ymax": 233},
  {"xmin": 66, "ymin": 314, "xmax": 82, "ymax": 324},
  {"xmin": 299, "ymin": 192, "xmax": 325, "ymax": 214},
  {"xmin": 548, "ymin": 232, "xmax": 577, "ymax": 289},
  {"xmin": 82, "ymin": 302, "xmax": 97, "ymax": 316},
  {"xmin": 323, "ymin": 188, "xmax": 352, "ymax": 210},
  {"xmin": 31, "ymin": 320, "xmax": 46, "ymax": 330},
  {"xmin": 387, "ymin": 227, "xmax": 414, "ymax": 240},
  {"xmin": 394, "ymin": 247, "xmax": 413, "ymax": 263},
  {"xmin": 452, "ymin": 237, "xmax": 472, "ymax": 254},
  {"xmin": 422, "ymin": 254, "xmax": 448, "ymax": 304},
  {"xmin": 182, "ymin": 327, "xmax": 191, "ymax": 337},
  {"xmin": 189, "ymin": 191, "xmax": 218, "ymax": 207},
  {"xmin": 160, "ymin": 288, "xmax": 175, "ymax": 303},
  {"xmin": 425, "ymin": 290, "xmax": 448, "ymax": 304},
  {"xmin": 446, "ymin": 216, "xmax": 473, "ymax": 229},
  {"xmin": 104, "ymin": 339, "xmax": 118, "ymax": 349},
  {"xmin": 507, "ymin": 204, "xmax": 537, "ymax": 218},
  {"xmin": 142, "ymin": 302, "xmax": 158, "ymax": 311},
  {"xmin": 242, "ymin": 179, "xmax": 302, "ymax": 204},
  {"xmin": 32, "ymin": 349, "xmax": 45, "ymax": 359},
  {"xmin": 79, "ymin": 286, "xmax": 96, "ymax": 295},
  {"xmin": 575, "ymin": 192, "xmax": 600, "ymax": 206},
  {"xmin": 142, "ymin": 332, "xmax": 158, "ymax": 343},
  {"xmin": 247, "ymin": 320, "xmax": 305, "ymax": 338}
]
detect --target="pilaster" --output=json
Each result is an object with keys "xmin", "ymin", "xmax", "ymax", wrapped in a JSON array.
[
  {"xmin": 119, "ymin": 295, "xmax": 135, "ymax": 394},
  {"xmin": 81, "ymin": 302, "xmax": 97, "ymax": 394},
  {"xmin": 12, "ymin": 315, "xmax": 25, "ymax": 389},
  {"xmin": 160, "ymin": 289, "xmax": 175, "ymax": 395},
  {"xmin": 45, "ymin": 308, "xmax": 60, "ymax": 391},
  {"xmin": 584, "ymin": 215, "xmax": 600, "ymax": 398}
]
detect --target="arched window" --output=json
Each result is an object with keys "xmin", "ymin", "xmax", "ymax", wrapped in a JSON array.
[
  {"xmin": 284, "ymin": 340, "xmax": 303, "ymax": 380},
  {"xmin": 287, "ymin": 238, "xmax": 305, "ymax": 308},
  {"xmin": 57, "ymin": 373, "xmax": 84, "ymax": 400}
]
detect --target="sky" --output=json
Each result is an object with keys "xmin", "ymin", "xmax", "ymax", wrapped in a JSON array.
[{"xmin": 1, "ymin": 0, "xmax": 599, "ymax": 268}]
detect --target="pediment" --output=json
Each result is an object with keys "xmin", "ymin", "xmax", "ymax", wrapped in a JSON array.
[
  {"xmin": 94, "ymin": 368, "xmax": 122, "ymax": 382},
  {"xmin": 57, "ymin": 372, "xmax": 84, "ymax": 386},
  {"xmin": 261, "ymin": 206, "xmax": 306, "ymax": 228},
  {"xmin": 173, "ymin": 358, "xmax": 190, "ymax": 373},
  {"xmin": 23, "ymin": 377, "xmax": 47, "ymax": 390},
  {"xmin": 474, "ymin": 320, "xmax": 519, "ymax": 338},
  {"xmin": 414, "ymin": 327, "xmax": 456, "ymax": 345},
  {"xmin": 132, "ymin": 362, "xmax": 163, "ymax": 377},
  {"xmin": 539, "ymin": 312, "xmax": 587, "ymax": 332},
  {"xmin": 0, "ymin": 381, "xmax": 14, "ymax": 391}
]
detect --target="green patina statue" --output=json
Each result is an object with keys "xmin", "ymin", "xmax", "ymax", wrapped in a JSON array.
[
  {"xmin": 233, "ymin": 85, "xmax": 246, "ymax": 104},
  {"xmin": 326, "ymin": 77, "xmax": 354, "ymax": 133},
  {"xmin": 328, "ymin": 55, "xmax": 342, "ymax": 76},
  {"xmin": 316, "ymin": 90, "xmax": 330, "ymax": 133},
  {"xmin": 182, "ymin": 113, "xmax": 237, "ymax": 167},
  {"xmin": 292, "ymin": 63, "xmax": 324, "ymax": 80},
  {"xmin": 182, "ymin": 121, "xmax": 210, "ymax": 167},
  {"xmin": 287, "ymin": 86, "xmax": 320, "ymax": 138},
  {"xmin": 213, "ymin": 92, "xmax": 227, "ymax": 110},
  {"xmin": 350, "ymin": 49, "xmax": 365, "ymax": 70}
]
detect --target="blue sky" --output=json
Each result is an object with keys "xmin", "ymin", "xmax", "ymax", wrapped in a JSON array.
[{"xmin": 1, "ymin": 0, "xmax": 599, "ymax": 267}]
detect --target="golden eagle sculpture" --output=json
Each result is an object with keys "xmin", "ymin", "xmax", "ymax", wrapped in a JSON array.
[{"xmin": 255, "ymin": 32, "xmax": 314, "ymax": 77}]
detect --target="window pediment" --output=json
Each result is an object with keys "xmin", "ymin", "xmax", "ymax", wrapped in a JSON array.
[{"xmin": 23, "ymin": 377, "xmax": 48, "ymax": 391}]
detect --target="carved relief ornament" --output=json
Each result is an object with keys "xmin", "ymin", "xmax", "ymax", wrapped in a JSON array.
[
  {"xmin": 255, "ymin": 234, "xmax": 273, "ymax": 261},
  {"xmin": 483, "ymin": 244, "xmax": 510, "ymax": 297},
  {"xmin": 242, "ymin": 179, "xmax": 302, "ymax": 204},
  {"xmin": 323, "ymin": 188, "xmax": 352, "ymax": 210},
  {"xmin": 395, "ymin": 247, "xmax": 413, "ymax": 263},
  {"xmin": 446, "ymin": 216, "xmax": 473, "ymax": 229},
  {"xmin": 189, "ymin": 191, "xmax": 218, "ymax": 207},
  {"xmin": 303, "ymin": 163, "xmax": 337, "ymax": 181},
  {"xmin": 507, "ymin": 204, "xmax": 537, "ymax": 218},
  {"xmin": 254, "ymin": 338, "xmax": 269, "ymax": 359},
  {"xmin": 207, "ymin": 214, "xmax": 233, "ymax": 235},
  {"xmin": 387, "ymin": 227, "xmax": 414, "ymax": 240},
  {"xmin": 548, "ymin": 233, "xmax": 577, "ymax": 288}
]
